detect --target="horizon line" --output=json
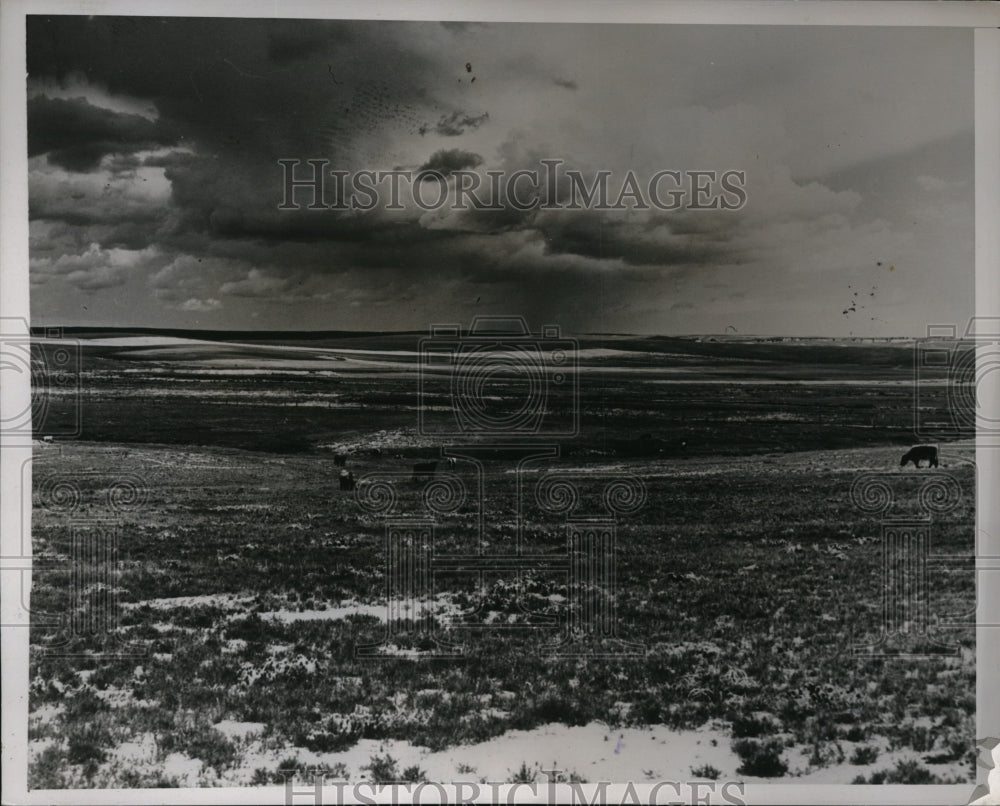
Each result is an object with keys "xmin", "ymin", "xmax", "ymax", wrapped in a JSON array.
[{"xmin": 28, "ymin": 325, "xmax": 925, "ymax": 340}]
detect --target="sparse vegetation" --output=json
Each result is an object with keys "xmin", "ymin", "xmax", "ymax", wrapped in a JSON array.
[
  {"xmin": 27, "ymin": 337, "xmax": 975, "ymax": 786},
  {"xmin": 852, "ymin": 759, "xmax": 944, "ymax": 784},
  {"xmin": 733, "ymin": 738, "xmax": 789, "ymax": 778},
  {"xmin": 401, "ymin": 765, "xmax": 428, "ymax": 783},
  {"xmin": 362, "ymin": 754, "xmax": 401, "ymax": 784},
  {"xmin": 507, "ymin": 761, "xmax": 536, "ymax": 784},
  {"xmin": 850, "ymin": 745, "xmax": 879, "ymax": 765}
]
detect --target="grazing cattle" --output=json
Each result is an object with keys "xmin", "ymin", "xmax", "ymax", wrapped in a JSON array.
[
  {"xmin": 339, "ymin": 470, "xmax": 355, "ymax": 491},
  {"xmin": 334, "ymin": 453, "xmax": 347, "ymax": 467},
  {"xmin": 900, "ymin": 445, "xmax": 938, "ymax": 468},
  {"xmin": 412, "ymin": 460, "xmax": 438, "ymax": 482},
  {"xmin": 41, "ymin": 435, "xmax": 53, "ymax": 444},
  {"xmin": 445, "ymin": 457, "xmax": 458, "ymax": 468}
]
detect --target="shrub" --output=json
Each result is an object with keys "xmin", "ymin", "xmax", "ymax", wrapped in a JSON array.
[
  {"xmin": 850, "ymin": 745, "xmax": 879, "ymax": 765},
  {"xmin": 316, "ymin": 762, "xmax": 350, "ymax": 781},
  {"xmin": 532, "ymin": 695, "xmax": 589, "ymax": 726},
  {"xmin": 296, "ymin": 729, "xmax": 359, "ymax": 753},
  {"xmin": 224, "ymin": 613, "xmax": 267, "ymax": 643},
  {"xmin": 66, "ymin": 722, "xmax": 111, "ymax": 767},
  {"xmin": 733, "ymin": 738, "xmax": 787, "ymax": 778},
  {"xmin": 731, "ymin": 714, "xmax": 778, "ymax": 739},
  {"xmin": 65, "ymin": 687, "xmax": 107, "ymax": 721},
  {"xmin": 855, "ymin": 759, "xmax": 941, "ymax": 784},
  {"xmin": 28, "ymin": 744, "xmax": 67, "ymax": 789},
  {"xmin": 691, "ymin": 764, "xmax": 722, "ymax": 780},
  {"xmin": 844, "ymin": 726, "xmax": 866, "ymax": 742},
  {"xmin": 401, "ymin": 765, "xmax": 427, "ymax": 783},
  {"xmin": 363, "ymin": 754, "xmax": 400, "ymax": 783},
  {"xmin": 507, "ymin": 761, "xmax": 536, "ymax": 783},
  {"xmin": 275, "ymin": 755, "xmax": 301, "ymax": 776},
  {"xmin": 184, "ymin": 728, "xmax": 238, "ymax": 773}
]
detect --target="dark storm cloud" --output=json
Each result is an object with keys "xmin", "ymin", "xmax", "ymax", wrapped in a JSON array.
[
  {"xmin": 418, "ymin": 148, "xmax": 484, "ymax": 179},
  {"xmin": 27, "ymin": 95, "xmax": 178, "ymax": 171},
  {"xmin": 25, "ymin": 16, "xmax": 573, "ymax": 284},
  {"xmin": 27, "ymin": 16, "xmax": 438, "ymax": 160},
  {"xmin": 23, "ymin": 16, "xmax": 766, "ymax": 327},
  {"xmin": 104, "ymin": 153, "xmax": 143, "ymax": 175},
  {"xmin": 25, "ymin": 18, "xmax": 973, "ymax": 335},
  {"xmin": 436, "ymin": 202, "xmax": 537, "ymax": 234},
  {"xmin": 534, "ymin": 209, "xmax": 738, "ymax": 268},
  {"xmin": 97, "ymin": 221, "xmax": 161, "ymax": 251},
  {"xmin": 266, "ymin": 21, "xmax": 349, "ymax": 65},
  {"xmin": 28, "ymin": 168, "xmax": 169, "ymax": 227},
  {"xmin": 27, "ymin": 17, "xmax": 466, "ymax": 235},
  {"xmin": 419, "ymin": 110, "xmax": 489, "ymax": 137},
  {"xmin": 192, "ymin": 207, "xmax": 463, "ymax": 247},
  {"xmin": 28, "ymin": 202, "xmax": 163, "ymax": 227},
  {"xmin": 142, "ymin": 151, "xmax": 197, "ymax": 169}
]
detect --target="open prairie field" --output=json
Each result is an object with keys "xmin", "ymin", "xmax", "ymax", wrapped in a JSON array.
[{"xmin": 27, "ymin": 334, "xmax": 975, "ymax": 787}]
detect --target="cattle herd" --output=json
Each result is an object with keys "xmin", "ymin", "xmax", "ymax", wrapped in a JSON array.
[
  {"xmin": 332, "ymin": 450, "xmax": 461, "ymax": 490},
  {"xmin": 332, "ymin": 442, "xmax": 941, "ymax": 492}
]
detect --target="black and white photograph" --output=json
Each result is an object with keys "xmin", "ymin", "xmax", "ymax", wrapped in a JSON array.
[{"xmin": 2, "ymin": 2, "xmax": 999, "ymax": 804}]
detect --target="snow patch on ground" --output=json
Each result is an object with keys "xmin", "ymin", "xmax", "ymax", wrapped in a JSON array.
[
  {"xmin": 259, "ymin": 595, "xmax": 462, "ymax": 625},
  {"xmin": 214, "ymin": 720, "xmax": 266, "ymax": 741}
]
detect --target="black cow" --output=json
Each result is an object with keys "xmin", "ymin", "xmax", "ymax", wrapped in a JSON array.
[
  {"xmin": 334, "ymin": 453, "xmax": 348, "ymax": 467},
  {"xmin": 412, "ymin": 461, "xmax": 438, "ymax": 481},
  {"xmin": 339, "ymin": 470, "xmax": 355, "ymax": 491},
  {"xmin": 900, "ymin": 445, "xmax": 938, "ymax": 468}
]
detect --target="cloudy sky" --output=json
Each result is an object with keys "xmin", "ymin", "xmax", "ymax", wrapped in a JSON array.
[{"xmin": 26, "ymin": 17, "xmax": 973, "ymax": 335}]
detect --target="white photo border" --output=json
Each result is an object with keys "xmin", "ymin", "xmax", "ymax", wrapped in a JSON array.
[{"xmin": 2, "ymin": 2, "xmax": 998, "ymax": 804}]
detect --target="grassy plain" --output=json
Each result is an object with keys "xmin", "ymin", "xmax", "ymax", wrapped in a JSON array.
[{"xmin": 27, "ymin": 333, "xmax": 975, "ymax": 787}]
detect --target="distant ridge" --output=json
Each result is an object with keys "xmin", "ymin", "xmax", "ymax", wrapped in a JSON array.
[
  {"xmin": 31, "ymin": 326, "xmax": 423, "ymax": 341},
  {"xmin": 34, "ymin": 326, "xmax": 918, "ymax": 342}
]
